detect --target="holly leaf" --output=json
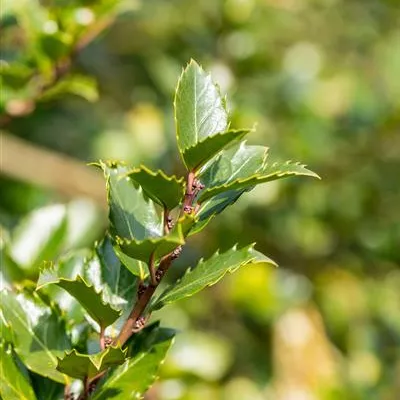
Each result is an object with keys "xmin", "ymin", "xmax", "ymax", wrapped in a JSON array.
[
  {"xmin": 56, "ymin": 346, "xmax": 127, "ymax": 381},
  {"xmin": 112, "ymin": 246, "xmax": 148, "ymax": 280},
  {"xmin": 189, "ymin": 188, "xmax": 247, "ymax": 235},
  {"xmin": 125, "ymin": 166, "xmax": 185, "ymax": 210},
  {"xmin": 182, "ymin": 129, "xmax": 251, "ymax": 171},
  {"xmin": 0, "ymin": 290, "xmax": 71, "ymax": 384},
  {"xmin": 92, "ymin": 325, "xmax": 175, "ymax": 399},
  {"xmin": 94, "ymin": 161, "xmax": 163, "ymax": 241},
  {"xmin": 37, "ymin": 266, "xmax": 121, "ymax": 329},
  {"xmin": 200, "ymin": 159, "xmax": 320, "ymax": 202},
  {"xmin": 174, "ymin": 59, "xmax": 229, "ymax": 167},
  {"xmin": 115, "ymin": 223, "xmax": 185, "ymax": 263},
  {"xmin": 0, "ymin": 341, "xmax": 37, "ymax": 400},
  {"xmin": 152, "ymin": 244, "xmax": 277, "ymax": 310}
]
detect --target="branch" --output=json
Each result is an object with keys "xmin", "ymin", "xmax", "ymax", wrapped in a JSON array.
[{"xmin": 0, "ymin": 14, "xmax": 115, "ymax": 129}]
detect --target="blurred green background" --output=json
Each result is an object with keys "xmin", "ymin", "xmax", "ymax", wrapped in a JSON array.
[{"xmin": 1, "ymin": 0, "xmax": 399, "ymax": 399}]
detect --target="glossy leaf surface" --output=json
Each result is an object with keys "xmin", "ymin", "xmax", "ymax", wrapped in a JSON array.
[
  {"xmin": 152, "ymin": 245, "xmax": 276, "ymax": 310},
  {"xmin": 95, "ymin": 161, "xmax": 163, "ymax": 241},
  {"xmin": 37, "ymin": 265, "xmax": 121, "ymax": 329},
  {"xmin": 0, "ymin": 341, "xmax": 37, "ymax": 400},
  {"xmin": 175, "ymin": 60, "xmax": 228, "ymax": 166},
  {"xmin": 0, "ymin": 290, "xmax": 71, "ymax": 383}
]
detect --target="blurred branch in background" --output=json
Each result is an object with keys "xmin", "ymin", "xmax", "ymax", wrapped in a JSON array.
[{"xmin": 1, "ymin": 132, "xmax": 106, "ymax": 207}]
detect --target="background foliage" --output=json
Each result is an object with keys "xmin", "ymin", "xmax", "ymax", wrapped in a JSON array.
[{"xmin": 1, "ymin": 0, "xmax": 399, "ymax": 399}]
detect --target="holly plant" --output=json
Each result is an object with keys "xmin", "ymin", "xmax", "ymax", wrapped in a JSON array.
[{"xmin": 0, "ymin": 60, "xmax": 319, "ymax": 399}]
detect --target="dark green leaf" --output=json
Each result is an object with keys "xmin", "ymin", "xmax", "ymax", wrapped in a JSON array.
[
  {"xmin": 174, "ymin": 59, "xmax": 228, "ymax": 166},
  {"xmin": 182, "ymin": 129, "xmax": 250, "ymax": 171},
  {"xmin": 30, "ymin": 373, "xmax": 64, "ymax": 400},
  {"xmin": 116, "ymin": 223, "xmax": 185, "ymax": 263},
  {"xmin": 0, "ymin": 341, "xmax": 37, "ymax": 400},
  {"xmin": 189, "ymin": 188, "xmax": 247, "ymax": 235},
  {"xmin": 113, "ymin": 246, "xmax": 148, "ymax": 280},
  {"xmin": 0, "ymin": 290, "xmax": 71, "ymax": 384},
  {"xmin": 92, "ymin": 326, "xmax": 175, "ymax": 399},
  {"xmin": 37, "ymin": 266, "xmax": 121, "ymax": 329},
  {"xmin": 152, "ymin": 244, "xmax": 277, "ymax": 310},
  {"xmin": 57, "ymin": 346, "xmax": 127, "ymax": 380},
  {"xmin": 94, "ymin": 237, "xmax": 140, "ymax": 300},
  {"xmin": 200, "ymin": 160, "xmax": 320, "ymax": 202},
  {"xmin": 94, "ymin": 161, "xmax": 163, "ymax": 241},
  {"xmin": 125, "ymin": 166, "xmax": 185, "ymax": 210}
]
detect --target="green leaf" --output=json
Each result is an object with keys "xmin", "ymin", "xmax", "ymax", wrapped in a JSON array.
[
  {"xmin": 39, "ymin": 75, "xmax": 99, "ymax": 103},
  {"xmin": 174, "ymin": 59, "xmax": 229, "ymax": 167},
  {"xmin": 37, "ymin": 266, "xmax": 121, "ymax": 329},
  {"xmin": 30, "ymin": 373, "xmax": 64, "ymax": 400},
  {"xmin": 9, "ymin": 204, "xmax": 68, "ymax": 272},
  {"xmin": 0, "ymin": 62, "xmax": 34, "ymax": 89},
  {"xmin": 189, "ymin": 188, "xmax": 247, "ymax": 235},
  {"xmin": 113, "ymin": 246, "xmax": 148, "ymax": 280},
  {"xmin": 57, "ymin": 346, "xmax": 127, "ymax": 381},
  {"xmin": 182, "ymin": 129, "xmax": 250, "ymax": 171},
  {"xmin": 125, "ymin": 166, "xmax": 185, "ymax": 210},
  {"xmin": 0, "ymin": 290, "xmax": 71, "ymax": 383},
  {"xmin": 94, "ymin": 161, "xmax": 163, "ymax": 241},
  {"xmin": 200, "ymin": 160, "xmax": 320, "ymax": 202},
  {"xmin": 92, "ymin": 326, "xmax": 175, "ymax": 399},
  {"xmin": 116, "ymin": 223, "xmax": 185, "ymax": 263},
  {"xmin": 0, "ymin": 341, "xmax": 37, "ymax": 400},
  {"xmin": 39, "ymin": 32, "xmax": 72, "ymax": 61},
  {"xmin": 152, "ymin": 244, "xmax": 277, "ymax": 310},
  {"xmin": 94, "ymin": 237, "xmax": 141, "ymax": 299}
]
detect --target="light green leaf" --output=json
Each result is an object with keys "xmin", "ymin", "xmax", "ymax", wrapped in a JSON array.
[
  {"xmin": 57, "ymin": 346, "xmax": 127, "ymax": 381},
  {"xmin": 39, "ymin": 75, "xmax": 99, "ymax": 103},
  {"xmin": 9, "ymin": 204, "xmax": 68, "ymax": 272},
  {"xmin": 116, "ymin": 223, "xmax": 185, "ymax": 263},
  {"xmin": 92, "ymin": 325, "xmax": 175, "ymax": 400},
  {"xmin": 0, "ymin": 290, "xmax": 71, "ymax": 384},
  {"xmin": 152, "ymin": 245, "xmax": 277, "ymax": 310},
  {"xmin": 37, "ymin": 267, "xmax": 121, "ymax": 329},
  {"xmin": 39, "ymin": 32, "xmax": 72, "ymax": 61},
  {"xmin": 125, "ymin": 166, "xmax": 185, "ymax": 210},
  {"xmin": 94, "ymin": 161, "xmax": 163, "ymax": 241},
  {"xmin": 182, "ymin": 129, "xmax": 250, "ymax": 171},
  {"xmin": 0, "ymin": 341, "xmax": 37, "ymax": 400},
  {"xmin": 174, "ymin": 60, "xmax": 229, "ymax": 166}
]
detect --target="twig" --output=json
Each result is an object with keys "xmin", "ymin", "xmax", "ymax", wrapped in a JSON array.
[{"xmin": 148, "ymin": 251, "xmax": 157, "ymax": 287}]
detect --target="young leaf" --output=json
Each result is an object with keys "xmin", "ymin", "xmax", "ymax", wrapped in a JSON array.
[
  {"xmin": 37, "ymin": 269, "xmax": 121, "ymax": 329},
  {"xmin": 125, "ymin": 166, "xmax": 185, "ymax": 210},
  {"xmin": 152, "ymin": 245, "xmax": 277, "ymax": 310},
  {"xmin": 56, "ymin": 346, "xmax": 127, "ymax": 381},
  {"xmin": 0, "ymin": 341, "xmax": 38, "ymax": 400},
  {"xmin": 92, "ymin": 326, "xmax": 175, "ymax": 399},
  {"xmin": 0, "ymin": 290, "xmax": 71, "ymax": 384},
  {"xmin": 113, "ymin": 246, "xmax": 148, "ymax": 280},
  {"xmin": 174, "ymin": 59, "xmax": 228, "ymax": 166},
  {"xmin": 94, "ymin": 161, "xmax": 163, "ymax": 240},
  {"xmin": 115, "ymin": 223, "xmax": 185, "ymax": 263},
  {"xmin": 199, "ymin": 159, "xmax": 320, "ymax": 202},
  {"xmin": 182, "ymin": 129, "xmax": 250, "ymax": 171}
]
